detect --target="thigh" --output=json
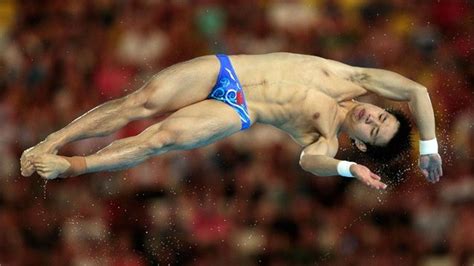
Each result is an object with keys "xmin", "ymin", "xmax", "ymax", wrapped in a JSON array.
[
  {"xmin": 159, "ymin": 100, "xmax": 246, "ymax": 150},
  {"xmin": 140, "ymin": 56, "xmax": 220, "ymax": 113}
]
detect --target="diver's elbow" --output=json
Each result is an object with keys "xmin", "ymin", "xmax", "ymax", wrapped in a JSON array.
[{"xmin": 299, "ymin": 155, "xmax": 312, "ymax": 172}]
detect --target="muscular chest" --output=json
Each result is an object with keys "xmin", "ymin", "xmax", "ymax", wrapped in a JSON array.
[{"xmin": 283, "ymin": 94, "xmax": 342, "ymax": 146}]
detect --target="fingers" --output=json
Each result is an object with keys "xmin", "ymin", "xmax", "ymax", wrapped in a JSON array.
[
  {"xmin": 436, "ymin": 169, "xmax": 441, "ymax": 182},
  {"xmin": 362, "ymin": 175, "xmax": 387, "ymax": 190},
  {"xmin": 370, "ymin": 172, "xmax": 381, "ymax": 181},
  {"xmin": 421, "ymin": 169, "xmax": 429, "ymax": 178},
  {"xmin": 354, "ymin": 167, "xmax": 387, "ymax": 190},
  {"xmin": 420, "ymin": 154, "xmax": 444, "ymax": 184},
  {"xmin": 427, "ymin": 165, "xmax": 444, "ymax": 183},
  {"xmin": 366, "ymin": 179, "xmax": 387, "ymax": 190},
  {"xmin": 434, "ymin": 167, "xmax": 442, "ymax": 182},
  {"xmin": 429, "ymin": 169, "xmax": 436, "ymax": 183}
]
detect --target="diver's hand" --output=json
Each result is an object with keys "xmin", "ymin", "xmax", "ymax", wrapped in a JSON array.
[
  {"xmin": 351, "ymin": 164, "xmax": 387, "ymax": 190},
  {"xmin": 419, "ymin": 153, "xmax": 443, "ymax": 183}
]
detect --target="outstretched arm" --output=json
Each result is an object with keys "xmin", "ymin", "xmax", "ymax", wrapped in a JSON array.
[
  {"xmin": 299, "ymin": 138, "xmax": 387, "ymax": 190},
  {"xmin": 350, "ymin": 67, "xmax": 442, "ymax": 182}
]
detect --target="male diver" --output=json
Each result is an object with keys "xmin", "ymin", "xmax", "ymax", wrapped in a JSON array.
[{"xmin": 20, "ymin": 53, "xmax": 443, "ymax": 189}]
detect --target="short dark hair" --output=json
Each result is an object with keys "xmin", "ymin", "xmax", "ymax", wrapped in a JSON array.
[{"xmin": 358, "ymin": 108, "xmax": 413, "ymax": 163}]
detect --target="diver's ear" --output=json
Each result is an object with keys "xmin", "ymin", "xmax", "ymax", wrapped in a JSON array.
[{"xmin": 354, "ymin": 139, "xmax": 367, "ymax": 152}]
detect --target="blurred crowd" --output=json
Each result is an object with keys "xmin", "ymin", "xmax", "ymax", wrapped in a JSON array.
[{"xmin": 0, "ymin": 0, "xmax": 473, "ymax": 265}]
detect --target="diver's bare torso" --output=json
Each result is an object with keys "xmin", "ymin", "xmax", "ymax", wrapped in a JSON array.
[{"xmin": 225, "ymin": 53, "xmax": 367, "ymax": 146}]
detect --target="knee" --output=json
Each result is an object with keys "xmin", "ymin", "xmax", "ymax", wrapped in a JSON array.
[
  {"xmin": 145, "ymin": 130, "xmax": 177, "ymax": 153},
  {"xmin": 141, "ymin": 77, "xmax": 168, "ymax": 112},
  {"xmin": 122, "ymin": 86, "xmax": 156, "ymax": 119}
]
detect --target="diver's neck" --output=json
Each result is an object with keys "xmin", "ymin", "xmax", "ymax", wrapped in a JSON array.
[{"xmin": 337, "ymin": 100, "xmax": 358, "ymax": 135}]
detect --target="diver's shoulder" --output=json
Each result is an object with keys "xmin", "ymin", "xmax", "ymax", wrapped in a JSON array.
[
  {"xmin": 260, "ymin": 52, "xmax": 326, "ymax": 61},
  {"xmin": 229, "ymin": 52, "xmax": 326, "ymax": 60},
  {"xmin": 228, "ymin": 53, "xmax": 331, "ymax": 71}
]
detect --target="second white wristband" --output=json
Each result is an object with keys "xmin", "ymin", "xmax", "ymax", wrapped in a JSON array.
[{"xmin": 419, "ymin": 138, "xmax": 438, "ymax": 155}]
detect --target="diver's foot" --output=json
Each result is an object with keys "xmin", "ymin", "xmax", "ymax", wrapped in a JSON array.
[
  {"xmin": 31, "ymin": 154, "xmax": 70, "ymax": 180},
  {"xmin": 20, "ymin": 142, "xmax": 58, "ymax": 177}
]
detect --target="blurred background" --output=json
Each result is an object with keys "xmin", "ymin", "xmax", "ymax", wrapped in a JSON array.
[{"xmin": 0, "ymin": 0, "xmax": 473, "ymax": 265}]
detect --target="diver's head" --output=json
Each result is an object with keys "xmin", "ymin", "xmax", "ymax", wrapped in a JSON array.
[{"xmin": 343, "ymin": 103, "xmax": 413, "ymax": 163}]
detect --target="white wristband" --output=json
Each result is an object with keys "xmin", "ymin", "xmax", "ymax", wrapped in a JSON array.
[
  {"xmin": 419, "ymin": 138, "xmax": 438, "ymax": 155},
  {"xmin": 337, "ymin": 161, "xmax": 356, "ymax": 177}
]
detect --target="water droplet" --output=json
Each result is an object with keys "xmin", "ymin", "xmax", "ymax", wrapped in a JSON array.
[{"xmin": 43, "ymin": 179, "xmax": 48, "ymax": 200}]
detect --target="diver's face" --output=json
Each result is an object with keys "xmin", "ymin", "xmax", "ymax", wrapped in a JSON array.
[{"xmin": 347, "ymin": 103, "xmax": 399, "ymax": 147}]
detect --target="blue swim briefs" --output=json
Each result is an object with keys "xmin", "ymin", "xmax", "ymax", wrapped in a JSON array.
[{"xmin": 208, "ymin": 54, "xmax": 251, "ymax": 130}]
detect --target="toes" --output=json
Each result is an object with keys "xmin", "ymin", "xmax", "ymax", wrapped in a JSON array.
[
  {"xmin": 25, "ymin": 161, "xmax": 36, "ymax": 170},
  {"xmin": 22, "ymin": 155, "xmax": 49, "ymax": 177},
  {"xmin": 31, "ymin": 155, "xmax": 49, "ymax": 167},
  {"xmin": 21, "ymin": 164, "xmax": 36, "ymax": 177},
  {"xmin": 37, "ymin": 172, "xmax": 49, "ymax": 179},
  {"xmin": 30, "ymin": 155, "xmax": 40, "ymax": 164},
  {"xmin": 21, "ymin": 169, "xmax": 32, "ymax": 177},
  {"xmin": 20, "ymin": 155, "xmax": 34, "ymax": 176},
  {"xmin": 32, "ymin": 161, "xmax": 51, "ymax": 174},
  {"xmin": 20, "ymin": 149, "xmax": 32, "ymax": 161},
  {"xmin": 37, "ymin": 169, "xmax": 51, "ymax": 179},
  {"xmin": 21, "ymin": 169, "xmax": 30, "ymax": 177},
  {"xmin": 39, "ymin": 171, "xmax": 58, "ymax": 180},
  {"xmin": 20, "ymin": 148, "xmax": 53, "ymax": 177},
  {"xmin": 32, "ymin": 160, "xmax": 45, "ymax": 168}
]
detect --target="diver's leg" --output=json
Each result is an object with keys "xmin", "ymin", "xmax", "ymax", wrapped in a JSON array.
[
  {"xmin": 21, "ymin": 56, "xmax": 220, "ymax": 176},
  {"xmin": 31, "ymin": 100, "xmax": 245, "ymax": 179}
]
